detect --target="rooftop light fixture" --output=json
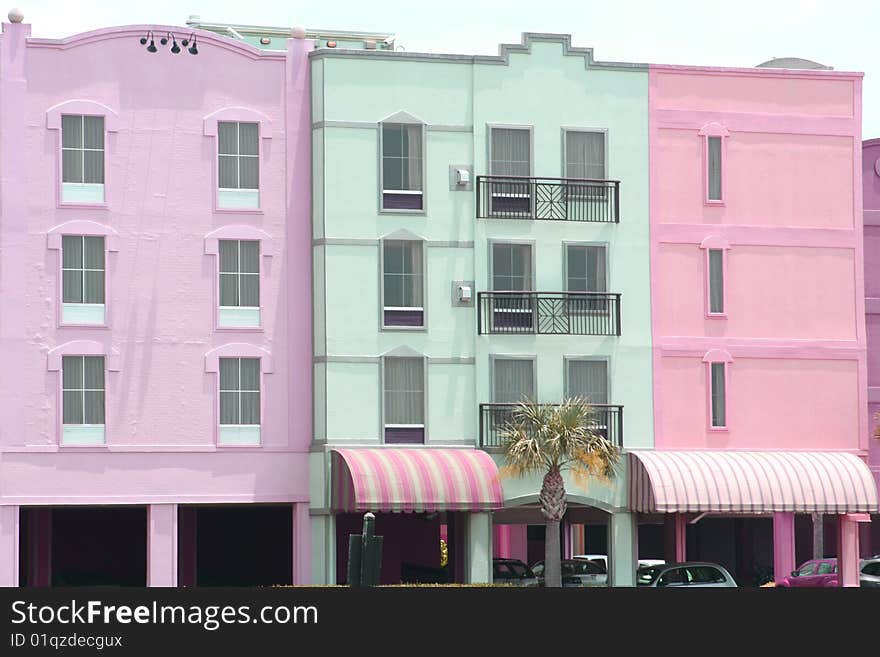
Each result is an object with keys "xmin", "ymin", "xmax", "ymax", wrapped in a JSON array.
[{"xmin": 137, "ymin": 30, "xmax": 198, "ymax": 55}]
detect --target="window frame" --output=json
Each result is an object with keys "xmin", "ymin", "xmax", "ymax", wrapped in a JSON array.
[
  {"xmin": 217, "ymin": 356, "xmax": 263, "ymax": 446},
  {"xmin": 701, "ymin": 237, "xmax": 730, "ymax": 320},
  {"xmin": 60, "ymin": 354, "xmax": 107, "ymax": 446},
  {"xmin": 217, "ymin": 120, "xmax": 260, "ymax": 209},
  {"xmin": 60, "ymin": 235, "xmax": 107, "ymax": 326},
  {"xmin": 489, "ymin": 240, "xmax": 535, "ymax": 292},
  {"xmin": 561, "ymin": 127, "xmax": 608, "ymax": 181},
  {"xmin": 379, "ymin": 120, "xmax": 426, "ymax": 214},
  {"xmin": 708, "ymin": 361, "xmax": 728, "ymax": 430},
  {"xmin": 381, "ymin": 354, "xmax": 427, "ymax": 444},
  {"xmin": 379, "ymin": 238, "xmax": 426, "ymax": 331},
  {"xmin": 563, "ymin": 356, "xmax": 610, "ymax": 405},
  {"xmin": 205, "ymin": 344, "xmax": 272, "ymax": 448},
  {"xmin": 217, "ymin": 239, "xmax": 262, "ymax": 329},
  {"xmin": 490, "ymin": 354, "xmax": 538, "ymax": 404},
  {"xmin": 699, "ymin": 122, "xmax": 729, "ymax": 206}
]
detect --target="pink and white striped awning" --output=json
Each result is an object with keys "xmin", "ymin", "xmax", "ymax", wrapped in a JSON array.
[
  {"xmin": 629, "ymin": 450, "xmax": 879, "ymax": 514},
  {"xmin": 331, "ymin": 448, "xmax": 504, "ymax": 513}
]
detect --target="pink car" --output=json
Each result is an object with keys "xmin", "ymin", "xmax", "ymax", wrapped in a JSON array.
[{"xmin": 778, "ymin": 559, "xmax": 838, "ymax": 587}]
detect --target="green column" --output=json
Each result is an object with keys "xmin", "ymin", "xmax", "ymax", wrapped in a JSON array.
[
  {"xmin": 467, "ymin": 512, "xmax": 492, "ymax": 584},
  {"xmin": 609, "ymin": 512, "xmax": 637, "ymax": 587}
]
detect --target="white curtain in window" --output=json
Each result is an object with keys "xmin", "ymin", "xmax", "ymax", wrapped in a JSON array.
[
  {"xmin": 491, "ymin": 128, "xmax": 530, "ymax": 177},
  {"xmin": 62, "ymin": 356, "xmax": 104, "ymax": 424},
  {"xmin": 567, "ymin": 360, "xmax": 608, "ymax": 404},
  {"xmin": 219, "ymin": 358, "xmax": 260, "ymax": 425},
  {"xmin": 239, "ymin": 358, "xmax": 260, "ymax": 424},
  {"xmin": 83, "ymin": 116, "xmax": 105, "ymax": 184},
  {"xmin": 382, "ymin": 124, "xmax": 423, "ymax": 191},
  {"xmin": 384, "ymin": 357, "xmax": 424, "ymax": 424},
  {"xmin": 566, "ymin": 131, "xmax": 605, "ymax": 180},
  {"xmin": 493, "ymin": 359, "xmax": 534, "ymax": 403}
]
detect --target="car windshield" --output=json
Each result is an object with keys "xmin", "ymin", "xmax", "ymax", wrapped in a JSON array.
[
  {"xmin": 495, "ymin": 562, "xmax": 532, "ymax": 578},
  {"xmin": 637, "ymin": 566, "xmax": 661, "ymax": 586},
  {"xmin": 565, "ymin": 561, "xmax": 604, "ymax": 575}
]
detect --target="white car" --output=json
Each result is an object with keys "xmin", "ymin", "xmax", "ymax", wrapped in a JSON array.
[{"xmin": 573, "ymin": 554, "xmax": 666, "ymax": 570}]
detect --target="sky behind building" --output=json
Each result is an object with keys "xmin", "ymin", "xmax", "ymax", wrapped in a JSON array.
[{"xmin": 13, "ymin": 0, "xmax": 880, "ymax": 137}]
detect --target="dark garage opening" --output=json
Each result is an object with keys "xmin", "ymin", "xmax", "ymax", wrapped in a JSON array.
[{"xmin": 191, "ymin": 505, "xmax": 292, "ymax": 586}]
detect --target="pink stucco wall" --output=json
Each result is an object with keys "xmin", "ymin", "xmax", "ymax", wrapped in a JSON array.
[
  {"xmin": 650, "ymin": 65, "xmax": 866, "ymax": 453},
  {"xmin": 0, "ymin": 24, "xmax": 312, "ymax": 507},
  {"xmin": 864, "ymin": 138, "xmax": 880, "ymax": 492}
]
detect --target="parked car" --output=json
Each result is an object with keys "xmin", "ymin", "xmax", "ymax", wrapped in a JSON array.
[
  {"xmin": 573, "ymin": 554, "xmax": 666, "ymax": 570},
  {"xmin": 531, "ymin": 558, "xmax": 607, "ymax": 587},
  {"xmin": 777, "ymin": 558, "xmax": 838, "ymax": 587},
  {"xmin": 492, "ymin": 558, "xmax": 539, "ymax": 587},
  {"xmin": 860, "ymin": 558, "xmax": 880, "ymax": 588},
  {"xmin": 636, "ymin": 562, "xmax": 737, "ymax": 587}
]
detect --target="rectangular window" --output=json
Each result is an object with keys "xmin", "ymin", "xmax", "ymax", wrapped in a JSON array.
[
  {"xmin": 566, "ymin": 244, "xmax": 608, "ymax": 316},
  {"xmin": 707, "ymin": 136, "xmax": 722, "ymax": 201},
  {"xmin": 61, "ymin": 235, "xmax": 105, "ymax": 325},
  {"xmin": 489, "ymin": 127, "xmax": 531, "ymax": 215},
  {"xmin": 218, "ymin": 121, "xmax": 259, "ymax": 209},
  {"xmin": 383, "ymin": 357, "xmax": 425, "ymax": 444},
  {"xmin": 566, "ymin": 360, "xmax": 608, "ymax": 405},
  {"xmin": 61, "ymin": 115, "xmax": 105, "ymax": 203},
  {"xmin": 491, "ymin": 243, "xmax": 533, "ymax": 331},
  {"xmin": 710, "ymin": 362, "xmax": 726, "ymax": 428},
  {"xmin": 383, "ymin": 241, "xmax": 423, "ymax": 328},
  {"xmin": 493, "ymin": 358, "xmax": 535, "ymax": 403},
  {"xmin": 565, "ymin": 131, "xmax": 606, "ymax": 181},
  {"xmin": 62, "ymin": 355, "xmax": 105, "ymax": 445},
  {"xmin": 218, "ymin": 240, "xmax": 261, "ymax": 328},
  {"xmin": 708, "ymin": 249, "xmax": 724, "ymax": 314},
  {"xmin": 381, "ymin": 123, "xmax": 423, "ymax": 210},
  {"xmin": 219, "ymin": 357, "xmax": 261, "ymax": 445}
]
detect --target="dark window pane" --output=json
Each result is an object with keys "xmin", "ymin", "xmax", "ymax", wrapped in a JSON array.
[
  {"xmin": 83, "ymin": 116, "xmax": 104, "ymax": 149},
  {"xmin": 219, "ymin": 156, "xmax": 238, "ymax": 188},
  {"xmin": 61, "ymin": 115, "xmax": 83, "ymax": 148},
  {"xmin": 63, "ymin": 270, "xmax": 83, "ymax": 303},
  {"xmin": 62, "ymin": 356, "xmax": 83, "ymax": 390},
  {"xmin": 83, "ymin": 236, "xmax": 105, "ymax": 269},
  {"xmin": 239, "ymin": 241, "xmax": 259, "ymax": 273},
  {"xmin": 83, "ymin": 390, "xmax": 105, "ymax": 424},
  {"xmin": 220, "ymin": 273, "xmax": 239, "ymax": 306},
  {"xmin": 83, "ymin": 357, "xmax": 104, "ymax": 389},
  {"xmin": 219, "ymin": 359, "xmax": 239, "ymax": 391},
  {"xmin": 83, "ymin": 271, "xmax": 105, "ymax": 304},
  {"xmin": 219, "ymin": 392, "xmax": 239, "ymax": 424},
  {"xmin": 83, "ymin": 151, "xmax": 104, "ymax": 184},
  {"xmin": 219, "ymin": 240, "xmax": 239, "ymax": 273},
  {"xmin": 239, "ymin": 157, "xmax": 259, "ymax": 190},
  {"xmin": 239, "ymin": 359, "xmax": 260, "ymax": 391},
  {"xmin": 238, "ymin": 123, "xmax": 259, "ymax": 156},
  {"xmin": 240, "ymin": 391, "xmax": 260, "ymax": 424},
  {"xmin": 63, "ymin": 390, "xmax": 84, "ymax": 424},
  {"xmin": 62, "ymin": 236, "xmax": 83, "ymax": 268},
  {"xmin": 239, "ymin": 274, "xmax": 259, "ymax": 307},
  {"xmin": 218, "ymin": 123, "xmax": 238, "ymax": 155},
  {"xmin": 62, "ymin": 150, "xmax": 83, "ymax": 183}
]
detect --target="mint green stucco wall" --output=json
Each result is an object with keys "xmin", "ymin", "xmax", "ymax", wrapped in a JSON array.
[{"xmin": 311, "ymin": 38, "xmax": 652, "ymax": 528}]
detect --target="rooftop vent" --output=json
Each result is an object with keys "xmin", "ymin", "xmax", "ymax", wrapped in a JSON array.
[{"xmin": 755, "ymin": 57, "xmax": 832, "ymax": 70}]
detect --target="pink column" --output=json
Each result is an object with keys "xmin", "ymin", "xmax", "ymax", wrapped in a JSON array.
[
  {"xmin": 178, "ymin": 506, "xmax": 197, "ymax": 587},
  {"xmin": 509, "ymin": 525, "xmax": 528, "ymax": 564},
  {"xmin": 572, "ymin": 524, "xmax": 585, "ymax": 555},
  {"xmin": 493, "ymin": 524, "xmax": 511, "ymax": 558},
  {"xmin": 147, "ymin": 504, "xmax": 177, "ymax": 587},
  {"xmin": 0, "ymin": 505, "xmax": 19, "ymax": 586},
  {"xmin": 562, "ymin": 519, "xmax": 573, "ymax": 559},
  {"xmin": 665, "ymin": 514, "xmax": 686, "ymax": 562},
  {"xmin": 293, "ymin": 502, "xmax": 311, "ymax": 585},
  {"xmin": 28, "ymin": 508, "xmax": 52, "ymax": 587},
  {"xmin": 837, "ymin": 513, "xmax": 868, "ymax": 587},
  {"xmin": 773, "ymin": 512, "xmax": 795, "ymax": 584}
]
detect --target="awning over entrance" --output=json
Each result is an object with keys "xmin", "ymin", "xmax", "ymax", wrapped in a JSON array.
[
  {"xmin": 629, "ymin": 450, "xmax": 879, "ymax": 514},
  {"xmin": 331, "ymin": 448, "xmax": 504, "ymax": 513}
]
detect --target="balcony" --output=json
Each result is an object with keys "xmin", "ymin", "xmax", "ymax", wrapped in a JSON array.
[
  {"xmin": 476, "ymin": 175, "xmax": 620, "ymax": 222},
  {"xmin": 477, "ymin": 292, "xmax": 621, "ymax": 336},
  {"xmin": 479, "ymin": 403, "xmax": 624, "ymax": 449}
]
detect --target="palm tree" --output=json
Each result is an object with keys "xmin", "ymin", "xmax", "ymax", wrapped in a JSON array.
[{"xmin": 499, "ymin": 397, "xmax": 620, "ymax": 588}]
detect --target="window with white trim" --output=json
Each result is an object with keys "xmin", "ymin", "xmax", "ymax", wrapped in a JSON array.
[
  {"xmin": 219, "ymin": 357, "xmax": 261, "ymax": 445},
  {"xmin": 707, "ymin": 136, "xmax": 722, "ymax": 201},
  {"xmin": 62, "ymin": 355, "xmax": 105, "ymax": 445},
  {"xmin": 708, "ymin": 249, "xmax": 724, "ymax": 314},
  {"xmin": 710, "ymin": 362, "xmax": 726, "ymax": 428},
  {"xmin": 383, "ymin": 240, "xmax": 423, "ymax": 328},
  {"xmin": 566, "ymin": 130, "xmax": 607, "ymax": 199},
  {"xmin": 383, "ymin": 356, "xmax": 425, "ymax": 444},
  {"xmin": 489, "ymin": 127, "xmax": 531, "ymax": 215},
  {"xmin": 493, "ymin": 358, "xmax": 534, "ymax": 403},
  {"xmin": 218, "ymin": 121, "xmax": 259, "ymax": 209},
  {"xmin": 61, "ymin": 115, "xmax": 105, "ymax": 203},
  {"xmin": 381, "ymin": 123, "xmax": 423, "ymax": 210},
  {"xmin": 62, "ymin": 236, "xmax": 105, "ymax": 325},
  {"xmin": 218, "ymin": 240, "xmax": 260, "ymax": 328}
]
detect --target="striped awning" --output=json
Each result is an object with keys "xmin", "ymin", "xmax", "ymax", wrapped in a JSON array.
[
  {"xmin": 629, "ymin": 450, "xmax": 879, "ymax": 514},
  {"xmin": 331, "ymin": 448, "xmax": 504, "ymax": 513}
]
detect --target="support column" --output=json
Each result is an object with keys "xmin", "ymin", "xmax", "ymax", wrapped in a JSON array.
[
  {"xmin": 292, "ymin": 502, "xmax": 311, "ymax": 585},
  {"xmin": 177, "ymin": 507, "xmax": 197, "ymax": 587},
  {"xmin": 664, "ymin": 513, "xmax": 687, "ymax": 562},
  {"xmin": 310, "ymin": 513, "xmax": 335, "ymax": 585},
  {"xmin": 773, "ymin": 512, "xmax": 795, "ymax": 585},
  {"xmin": 509, "ymin": 524, "xmax": 528, "ymax": 564},
  {"xmin": 572, "ymin": 524, "xmax": 585, "ymax": 555},
  {"xmin": 493, "ymin": 524, "xmax": 511, "ymax": 558},
  {"xmin": 562, "ymin": 518, "xmax": 573, "ymax": 559},
  {"xmin": 147, "ymin": 504, "xmax": 177, "ymax": 587},
  {"xmin": 609, "ymin": 512, "xmax": 637, "ymax": 587},
  {"xmin": 0, "ymin": 505, "xmax": 19, "ymax": 587},
  {"xmin": 466, "ymin": 512, "xmax": 492, "ymax": 584},
  {"xmin": 838, "ymin": 514, "xmax": 868, "ymax": 588},
  {"xmin": 28, "ymin": 508, "xmax": 52, "ymax": 587}
]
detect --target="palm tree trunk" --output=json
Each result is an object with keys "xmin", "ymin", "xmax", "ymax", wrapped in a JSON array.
[
  {"xmin": 544, "ymin": 519, "xmax": 562, "ymax": 588},
  {"xmin": 540, "ymin": 464, "xmax": 567, "ymax": 588}
]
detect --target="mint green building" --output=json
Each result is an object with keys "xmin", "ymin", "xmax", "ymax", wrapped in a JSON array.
[{"xmin": 197, "ymin": 22, "xmax": 653, "ymax": 585}]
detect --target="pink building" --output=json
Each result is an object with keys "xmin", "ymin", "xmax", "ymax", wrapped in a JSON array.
[
  {"xmin": 640, "ymin": 59, "xmax": 878, "ymax": 586},
  {"xmin": 0, "ymin": 16, "xmax": 313, "ymax": 586},
  {"xmin": 863, "ymin": 137, "xmax": 880, "ymax": 555}
]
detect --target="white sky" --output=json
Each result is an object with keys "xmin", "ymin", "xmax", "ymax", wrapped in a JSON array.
[{"xmin": 14, "ymin": 0, "xmax": 880, "ymax": 138}]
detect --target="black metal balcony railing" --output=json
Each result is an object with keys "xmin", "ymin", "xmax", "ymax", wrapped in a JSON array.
[
  {"xmin": 479, "ymin": 403, "xmax": 624, "ymax": 449},
  {"xmin": 477, "ymin": 292, "xmax": 621, "ymax": 336},
  {"xmin": 476, "ymin": 175, "xmax": 620, "ymax": 222}
]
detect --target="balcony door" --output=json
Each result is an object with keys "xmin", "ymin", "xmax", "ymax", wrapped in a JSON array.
[
  {"xmin": 491, "ymin": 243, "xmax": 534, "ymax": 331},
  {"xmin": 489, "ymin": 127, "xmax": 531, "ymax": 217}
]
